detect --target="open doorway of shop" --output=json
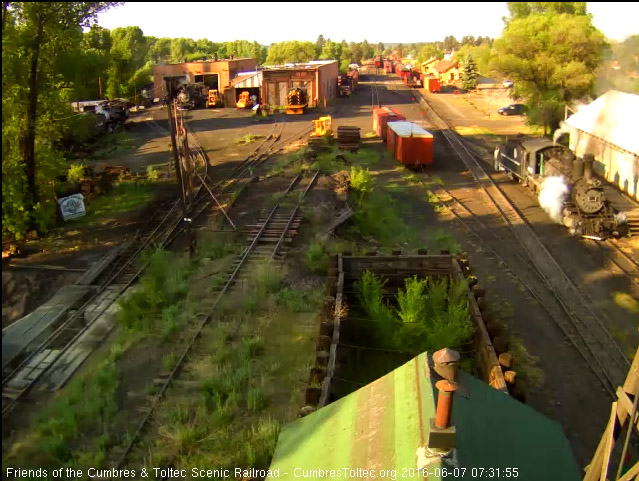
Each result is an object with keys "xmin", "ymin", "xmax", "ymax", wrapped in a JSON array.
[{"xmin": 234, "ymin": 87, "xmax": 260, "ymax": 106}]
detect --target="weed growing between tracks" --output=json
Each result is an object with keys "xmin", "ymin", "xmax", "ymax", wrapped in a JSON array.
[
  {"xmin": 2, "ymin": 238, "xmax": 242, "ymax": 472},
  {"xmin": 130, "ymin": 260, "xmax": 322, "ymax": 471},
  {"xmin": 235, "ymin": 134, "xmax": 266, "ymax": 145}
]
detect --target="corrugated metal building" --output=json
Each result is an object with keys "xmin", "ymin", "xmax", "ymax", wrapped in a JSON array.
[
  {"xmin": 231, "ymin": 70, "xmax": 262, "ymax": 104},
  {"xmin": 563, "ymin": 90, "xmax": 639, "ymax": 200},
  {"xmin": 267, "ymin": 352, "xmax": 581, "ymax": 480},
  {"xmin": 152, "ymin": 58, "xmax": 257, "ymax": 103},
  {"xmin": 261, "ymin": 60, "xmax": 338, "ymax": 107}
]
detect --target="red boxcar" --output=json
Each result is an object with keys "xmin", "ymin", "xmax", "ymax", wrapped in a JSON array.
[
  {"xmin": 387, "ymin": 121, "xmax": 434, "ymax": 167},
  {"xmin": 383, "ymin": 60, "xmax": 393, "ymax": 74},
  {"xmin": 374, "ymin": 55, "xmax": 384, "ymax": 68},
  {"xmin": 421, "ymin": 75, "xmax": 441, "ymax": 93},
  {"xmin": 372, "ymin": 107, "xmax": 406, "ymax": 141}
]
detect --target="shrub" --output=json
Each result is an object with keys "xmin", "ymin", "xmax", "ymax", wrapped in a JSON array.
[
  {"xmin": 67, "ymin": 163, "xmax": 85, "ymax": 183},
  {"xmin": 349, "ymin": 166, "xmax": 372, "ymax": 194},
  {"xmin": 305, "ymin": 241, "xmax": 329, "ymax": 273}
]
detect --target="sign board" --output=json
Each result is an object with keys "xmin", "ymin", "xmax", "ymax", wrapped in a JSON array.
[{"xmin": 58, "ymin": 193, "xmax": 86, "ymax": 221}]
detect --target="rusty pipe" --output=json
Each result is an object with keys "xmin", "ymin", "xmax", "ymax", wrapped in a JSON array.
[{"xmin": 435, "ymin": 379, "xmax": 458, "ymax": 429}]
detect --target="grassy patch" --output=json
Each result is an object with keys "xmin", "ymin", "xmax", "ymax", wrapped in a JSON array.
[
  {"xmin": 305, "ymin": 240, "xmax": 330, "ymax": 273},
  {"xmin": 235, "ymin": 134, "xmax": 266, "ymax": 145},
  {"xmin": 349, "ymin": 166, "xmax": 372, "ymax": 194},
  {"xmin": 430, "ymin": 228, "xmax": 462, "ymax": 254},
  {"xmin": 508, "ymin": 337, "xmax": 544, "ymax": 390},
  {"xmin": 68, "ymin": 180, "xmax": 158, "ymax": 227},
  {"xmin": 4, "ymin": 341, "xmax": 124, "ymax": 468},
  {"xmin": 116, "ymin": 248, "xmax": 192, "ymax": 335},
  {"xmin": 613, "ymin": 291, "xmax": 639, "ymax": 314},
  {"xmin": 136, "ymin": 258, "xmax": 315, "ymax": 471},
  {"xmin": 276, "ymin": 285, "xmax": 323, "ymax": 312}
]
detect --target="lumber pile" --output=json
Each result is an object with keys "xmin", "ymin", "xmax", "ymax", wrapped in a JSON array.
[{"xmin": 337, "ymin": 126, "xmax": 360, "ymax": 152}]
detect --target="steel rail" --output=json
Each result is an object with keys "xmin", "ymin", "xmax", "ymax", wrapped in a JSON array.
[
  {"xmin": 412, "ymin": 87, "xmax": 630, "ymax": 393},
  {"xmin": 115, "ymin": 172, "xmax": 308, "ymax": 467}
]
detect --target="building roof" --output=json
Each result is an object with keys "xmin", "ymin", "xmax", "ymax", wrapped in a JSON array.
[
  {"xmin": 563, "ymin": 90, "xmax": 639, "ymax": 155},
  {"xmin": 421, "ymin": 57, "xmax": 439, "ymax": 67},
  {"xmin": 231, "ymin": 72, "xmax": 261, "ymax": 88},
  {"xmin": 267, "ymin": 352, "xmax": 580, "ymax": 481},
  {"xmin": 264, "ymin": 60, "xmax": 337, "ymax": 71},
  {"xmin": 434, "ymin": 60, "xmax": 459, "ymax": 73}
]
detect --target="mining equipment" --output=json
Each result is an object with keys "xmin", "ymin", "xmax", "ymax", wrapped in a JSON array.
[
  {"xmin": 176, "ymin": 84, "xmax": 206, "ymax": 110},
  {"xmin": 495, "ymin": 136, "xmax": 627, "ymax": 239},
  {"xmin": 207, "ymin": 89, "xmax": 222, "ymax": 108},
  {"xmin": 236, "ymin": 91, "xmax": 254, "ymax": 109},
  {"xmin": 285, "ymin": 88, "xmax": 308, "ymax": 115},
  {"xmin": 338, "ymin": 75, "xmax": 353, "ymax": 97}
]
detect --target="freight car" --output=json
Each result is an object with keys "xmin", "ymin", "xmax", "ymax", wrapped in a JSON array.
[{"xmin": 494, "ymin": 136, "xmax": 627, "ymax": 239}]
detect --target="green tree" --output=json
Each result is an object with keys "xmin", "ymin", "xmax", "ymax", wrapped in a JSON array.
[
  {"xmin": 315, "ymin": 34, "xmax": 325, "ymax": 57},
  {"xmin": 376, "ymin": 42, "xmax": 384, "ymax": 54},
  {"xmin": 319, "ymin": 39, "xmax": 341, "ymax": 62},
  {"xmin": 361, "ymin": 39, "xmax": 372, "ymax": 61},
  {"xmin": 492, "ymin": 11, "xmax": 606, "ymax": 134},
  {"xmin": 505, "ymin": 1, "xmax": 587, "ymax": 22},
  {"xmin": 265, "ymin": 40, "xmax": 316, "ymax": 64},
  {"xmin": 2, "ymin": 2, "xmax": 116, "ymax": 239},
  {"xmin": 462, "ymin": 55, "xmax": 478, "ymax": 90}
]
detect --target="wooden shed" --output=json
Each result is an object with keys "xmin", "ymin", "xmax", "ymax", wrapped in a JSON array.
[{"xmin": 261, "ymin": 60, "xmax": 338, "ymax": 108}]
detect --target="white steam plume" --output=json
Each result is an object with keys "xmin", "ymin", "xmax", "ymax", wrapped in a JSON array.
[
  {"xmin": 553, "ymin": 121, "xmax": 571, "ymax": 145},
  {"xmin": 539, "ymin": 176, "xmax": 569, "ymax": 223}
]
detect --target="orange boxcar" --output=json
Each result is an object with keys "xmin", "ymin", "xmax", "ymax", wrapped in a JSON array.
[
  {"xmin": 386, "ymin": 121, "xmax": 434, "ymax": 167},
  {"xmin": 372, "ymin": 107, "xmax": 406, "ymax": 142}
]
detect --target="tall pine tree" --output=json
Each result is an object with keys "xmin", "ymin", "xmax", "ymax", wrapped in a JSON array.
[{"xmin": 462, "ymin": 55, "xmax": 478, "ymax": 90}]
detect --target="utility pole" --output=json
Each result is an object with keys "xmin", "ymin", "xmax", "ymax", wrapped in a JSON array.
[
  {"xmin": 167, "ymin": 95, "xmax": 189, "ymax": 256},
  {"xmin": 98, "ymin": 76, "xmax": 102, "ymax": 100}
]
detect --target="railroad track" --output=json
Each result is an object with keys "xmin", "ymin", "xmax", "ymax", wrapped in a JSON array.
[
  {"xmin": 0, "ymin": 110, "xmax": 288, "ymax": 416},
  {"xmin": 115, "ymin": 169, "xmax": 320, "ymax": 468},
  {"xmin": 1, "ymin": 185, "xmax": 203, "ymax": 416},
  {"xmin": 411, "ymin": 88, "xmax": 630, "ymax": 396},
  {"xmin": 591, "ymin": 240, "xmax": 639, "ymax": 288}
]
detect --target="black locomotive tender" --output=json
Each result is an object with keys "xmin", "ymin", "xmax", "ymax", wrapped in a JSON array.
[{"xmin": 494, "ymin": 136, "xmax": 627, "ymax": 240}]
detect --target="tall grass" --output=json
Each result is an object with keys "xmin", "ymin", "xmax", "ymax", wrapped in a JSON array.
[
  {"xmin": 355, "ymin": 271, "xmax": 398, "ymax": 344},
  {"xmin": 4, "ymin": 344, "xmax": 122, "ymax": 468},
  {"xmin": 350, "ymin": 166, "xmax": 372, "ymax": 194},
  {"xmin": 116, "ymin": 248, "xmax": 191, "ymax": 334},
  {"xmin": 355, "ymin": 272, "xmax": 475, "ymax": 356},
  {"xmin": 305, "ymin": 240, "xmax": 330, "ymax": 273}
]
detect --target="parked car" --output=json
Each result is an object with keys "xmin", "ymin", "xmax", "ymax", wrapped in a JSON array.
[
  {"xmin": 498, "ymin": 104, "xmax": 527, "ymax": 116},
  {"xmin": 503, "ymin": 80, "xmax": 514, "ymax": 88}
]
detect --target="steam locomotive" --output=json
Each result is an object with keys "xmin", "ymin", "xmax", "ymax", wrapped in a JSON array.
[{"xmin": 494, "ymin": 136, "xmax": 627, "ymax": 240}]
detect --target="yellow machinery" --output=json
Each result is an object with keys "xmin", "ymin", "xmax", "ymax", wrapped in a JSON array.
[
  {"xmin": 207, "ymin": 89, "xmax": 221, "ymax": 108},
  {"xmin": 311, "ymin": 116, "xmax": 332, "ymax": 137},
  {"xmin": 285, "ymin": 88, "xmax": 308, "ymax": 115},
  {"xmin": 236, "ymin": 91, "xmax": 254, "ymax": 109}
]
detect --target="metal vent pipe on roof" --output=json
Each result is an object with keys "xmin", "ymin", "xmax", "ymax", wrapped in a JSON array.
[{"xmin": 434, "ymin": 379, "xmax": 458, "ymax": 430}]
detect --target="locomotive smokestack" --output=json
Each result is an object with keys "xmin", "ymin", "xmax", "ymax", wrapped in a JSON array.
[
  {"xmin": 583, "ymin": 154, "xmax": 594, "ymax": 181},
  {"xmin": 572, "ymin": 157, "xmax": 584, "ymax": 179}
]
